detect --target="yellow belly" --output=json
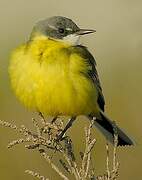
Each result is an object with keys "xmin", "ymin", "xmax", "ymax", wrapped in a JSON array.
[{"xmin": 9, "ymin": 38, "xmax": 98, "ymax": 116}]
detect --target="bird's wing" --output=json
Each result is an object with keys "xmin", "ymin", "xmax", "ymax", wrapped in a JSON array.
[{"xmin": 69, "ymin": 45, "xmax": 105, "ymax": 112}]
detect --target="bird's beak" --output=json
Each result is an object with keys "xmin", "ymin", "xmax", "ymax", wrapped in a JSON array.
[{"xmin": 75, "ymin": 29, "xmax": 96, "ymax": 35}]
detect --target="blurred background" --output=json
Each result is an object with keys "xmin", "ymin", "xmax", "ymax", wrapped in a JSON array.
[{"xmin": 0, "ymin": 0, "xmax": 142, "ymax": 179}]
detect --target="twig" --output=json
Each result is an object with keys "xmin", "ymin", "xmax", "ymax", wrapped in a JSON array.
[
  {"xmin": 59, "ymin": 159, "xmax": 71, "ymax": 173},
  {"xmin": 8, "ymin": 138, "xmax": 30, "ymax": 148},
  {"xmin": 81, "ymin": 120, "xmax": 96, "ymax": 179},
  {"xmin": 32, "ymin": 118, "xmax": 41, "ymax": 136},
  {"xmin": 0, "ymin": 117, "xmax": 119, "ymax": 180},
  {"xmin": 0, "ymin": 120, "xmax": 18, "ymax": 130},
  {"xmin": 25, "ymin": 170, "xmax": 49, "ymax": 180},
  {"xmin": 61, "ymin": 150, "xmax": 80, "ymax": 180},
  {"xmin": 106, "ymin": 142, "xmax": 110, "ymax": 180},
  {"xmin": 41, "ymin": 152, "xmax": 69, "ymax": 180}
]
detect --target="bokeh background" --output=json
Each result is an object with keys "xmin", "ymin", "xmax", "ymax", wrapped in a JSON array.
[{"xmin": 0, "ymin": 0, "xmax": 142, "ymax": 179}]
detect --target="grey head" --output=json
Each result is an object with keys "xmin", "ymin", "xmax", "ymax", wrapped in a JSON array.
[{"xmin": 31, "ymin": 16, "xmax": 96, "ymax": 44}]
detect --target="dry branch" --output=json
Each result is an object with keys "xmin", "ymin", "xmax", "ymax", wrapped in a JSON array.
[{"xmin": 0, "ymin": 116, "xmax": 119, "ymax": 180}]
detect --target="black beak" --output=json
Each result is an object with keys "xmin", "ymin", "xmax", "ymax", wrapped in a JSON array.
[{"xmin": 76, "ymin": 29, "xmax": 96, "ymax": 35}]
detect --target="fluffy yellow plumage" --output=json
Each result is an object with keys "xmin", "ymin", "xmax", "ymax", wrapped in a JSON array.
[
  {"xmin": 9, "ymin": 36, "xmax": 98, "ymax": 116},
  {"xmin": 9, "ymin": 16, "xmax": 134, "ymax": 146}
]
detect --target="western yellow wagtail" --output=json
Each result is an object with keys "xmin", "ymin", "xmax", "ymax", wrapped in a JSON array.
[{"xmin": 9, "ymin": 16, "xmax": 134, "ymax": 146}]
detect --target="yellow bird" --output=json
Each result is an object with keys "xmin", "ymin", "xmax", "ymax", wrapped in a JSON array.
[{"xmin": 9, "ymin": 16, "xmax": 134, "ymax": 145}]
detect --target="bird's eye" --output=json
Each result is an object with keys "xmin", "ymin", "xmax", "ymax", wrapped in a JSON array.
[{"xmin": 58, "ymin": 28, "xmax": 65, "ymax": 34}]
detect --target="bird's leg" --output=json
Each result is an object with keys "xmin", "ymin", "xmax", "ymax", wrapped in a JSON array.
[
  {"xmin": 38, "ymin": 112, "xmax": 46, "ymax": 124},
  {"xmin": 56, "ymin": 116, "xmax": 76, "ymax": 141},
  {"xmin": 47, "ymin": 116, "xmax": 58, "ymax": 135},
  {"xmin": 51, "ymin": 116, "xmax": 58, "ymax": 124}
]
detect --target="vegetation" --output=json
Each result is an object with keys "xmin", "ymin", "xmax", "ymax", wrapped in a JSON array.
[{"xmin": 0, "ymin": 115, "xmax": 119, "ymax": 180}]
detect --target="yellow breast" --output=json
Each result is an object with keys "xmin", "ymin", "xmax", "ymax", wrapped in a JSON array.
[{"xmin": 9, "ymin": 37, "xmax": 98, "ymax": 116}]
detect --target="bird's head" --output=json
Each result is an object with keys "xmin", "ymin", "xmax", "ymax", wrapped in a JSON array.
[{"xmin": 30, "ymin": 16, "xmax": 96, "ymax": 45}]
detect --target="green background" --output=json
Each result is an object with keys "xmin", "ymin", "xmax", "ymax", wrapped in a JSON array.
[{"xmin": 0, "ymin": 0, "xmax": 142, "ymax": 179}]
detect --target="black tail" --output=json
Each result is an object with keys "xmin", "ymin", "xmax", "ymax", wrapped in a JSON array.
[{"xmin": 91, "ymin": 112, "xmax": 134, "ymax": 146}]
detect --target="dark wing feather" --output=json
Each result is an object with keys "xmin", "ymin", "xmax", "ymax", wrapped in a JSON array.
[{"xmin": 69, "ymin": 45, "xmax": 105, "ymax": 111}]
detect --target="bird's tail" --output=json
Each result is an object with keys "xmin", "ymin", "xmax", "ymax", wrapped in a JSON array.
[{"xmin": 90, "ymin": 112, "xmax": 134, "ymax": 146}]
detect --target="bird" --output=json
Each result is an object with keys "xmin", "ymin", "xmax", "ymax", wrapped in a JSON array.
[{"xmin": 9, "ymin": 16, "xmax": 134, "ymax": 146}]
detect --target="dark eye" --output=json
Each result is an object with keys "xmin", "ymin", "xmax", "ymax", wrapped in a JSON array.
[{"xmin": 58, "ymin": 28, "xmax": 65, "ymax": 34}]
